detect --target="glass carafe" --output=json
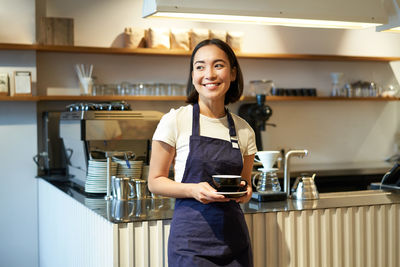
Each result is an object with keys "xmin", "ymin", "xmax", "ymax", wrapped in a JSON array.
[{"xmin": 252, "ymin": 170, "xmax": 281, "ymax": 193}]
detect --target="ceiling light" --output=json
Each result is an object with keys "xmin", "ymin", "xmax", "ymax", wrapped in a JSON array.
[
  {"xmin": 143, "ymin": 0, "xmax": 386, "ymax": 29},
  {"xmin": 150, "ymin": 12, "xmax": 380, "ymax": 29}
]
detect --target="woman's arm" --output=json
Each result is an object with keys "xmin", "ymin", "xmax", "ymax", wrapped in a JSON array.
[
  {"xmin": 148, "ymin": 140, "xmax": 229, "ymax": 204},
  {"xmin": 235, "ymin": 154, "xmax": 255, "ymax": 203}
]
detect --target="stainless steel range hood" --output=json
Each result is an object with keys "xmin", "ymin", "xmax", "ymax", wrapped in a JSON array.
[{"xmin": 142, "ymin": 0, "xmax": 387, "ymax": 29}]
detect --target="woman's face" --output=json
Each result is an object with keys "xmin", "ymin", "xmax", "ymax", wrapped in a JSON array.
[{"xmin": 192, "ymin": 44, "xmax": 236, "ymax": 103}]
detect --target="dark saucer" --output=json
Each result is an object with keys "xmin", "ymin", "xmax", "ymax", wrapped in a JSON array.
[
  {"xmin": 215, "ymin": 190, "xmax": 247, "ymax": 198},
  {"xmin": 216, "ymin": 185, "xmax": 242, "ymax": 192}
]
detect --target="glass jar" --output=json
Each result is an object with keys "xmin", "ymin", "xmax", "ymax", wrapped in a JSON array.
[
  {"xmin": 252, "ymin": 170, "xmax": 281, "ymax": 193},
  {"xmin": 249, "ymin": 80, "xmax": 274, "ymax": 96}
]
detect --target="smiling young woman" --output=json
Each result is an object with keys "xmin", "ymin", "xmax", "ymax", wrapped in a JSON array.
[{"xmin": 148, "ymin": 39, "xmax": 256, "ymax": 266}]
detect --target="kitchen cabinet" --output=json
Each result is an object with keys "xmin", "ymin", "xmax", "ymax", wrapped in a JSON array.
[{"xmin": 1, "ymin": 42, "xmax": 399, "ymax": 102}]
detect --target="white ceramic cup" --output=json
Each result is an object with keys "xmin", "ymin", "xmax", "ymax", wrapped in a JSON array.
[{"xmin": 255, "ymin": 151, "xmax": 280, "ymax": 169}]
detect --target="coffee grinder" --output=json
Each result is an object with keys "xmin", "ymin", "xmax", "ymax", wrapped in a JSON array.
[{"xmin": 238, "ymin": 94, "xmax": 274, "ymax": 150}]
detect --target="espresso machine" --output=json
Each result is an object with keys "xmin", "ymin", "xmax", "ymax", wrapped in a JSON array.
[{"xmin": 59, "ymin": 103, "xmax": 163, "ymax": 192}]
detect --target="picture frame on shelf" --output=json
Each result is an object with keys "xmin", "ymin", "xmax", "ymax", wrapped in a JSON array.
[
  {"xmin": 14, "ymin": 71, "xmax": 32, "ymax": 96},
  {"xmin": 0, "ymin": 73, "xmax": 9, "ymax": 96}
]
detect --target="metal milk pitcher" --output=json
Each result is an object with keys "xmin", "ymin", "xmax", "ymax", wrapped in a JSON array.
[
  {"xmin": 252, "ymin": 171, "xmax": 281, "ymax": 193},
  {"xmin": 112, "ymin": 176, "xmax": 135, "ymax": 200},
  {"xmin": 133, "ymin": 179, "xmax": 148, "ymax": 199}
]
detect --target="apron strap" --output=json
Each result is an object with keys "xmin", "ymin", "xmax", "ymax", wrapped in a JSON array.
[
  {"xmin": 192, "ymin": 103, "xmax": 200, "ymax": 137},
  {"xmin": 226, "ymin": 109, "xmax": 237, "ymax": 137},
  {"xmin": 192, "ymin": 104, "xmax": 239, "ymax": 148},
  {"xmin": 226, "ymin": 110, "xmax": 240, "ymax": 149}
]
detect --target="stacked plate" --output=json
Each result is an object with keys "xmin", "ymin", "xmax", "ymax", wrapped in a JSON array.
[
  {"xmin": 116, "ymin": 160, "xmax": 143, "ymax": 179},
  {"xmin": 85, "ymin": 159, "xmax": 117, "ymax": 193}
]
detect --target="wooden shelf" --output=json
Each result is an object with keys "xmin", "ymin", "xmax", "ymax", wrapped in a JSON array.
[
  {"xmin": 0, "ymin": 43, "xmax": 37, "ymax": 51},
  {"xmin": 0, "ymin": 95, "xmax": 398, "ymax": 102},
  {"xmin": 1, "ymin": 43, "xmax": 400, "ymax": 62},
  {"xmin": 265, "ymin": 96, "xmax": 399, "ymax": 101},
  {"xmin": 37, "ymin": 95, "xmax": 188, "ymax": 101},
  {"xmin": 0, "ymin": 95, "xmax": 39, "ymax": 101}
]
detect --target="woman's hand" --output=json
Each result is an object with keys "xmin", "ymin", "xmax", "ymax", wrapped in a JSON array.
[
  {"xmin": 233, "ymin": 182, "xmax": 253, "ymax": 203},
  {"xmin": 233, "ymin": 154, "xmax": 255, "ymax": 203},
  {"xmin": 190, "ymin": 182, "xmax": 230, "ymax": 204}
]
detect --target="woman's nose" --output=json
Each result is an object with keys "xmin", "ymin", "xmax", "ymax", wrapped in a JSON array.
[{"xmin": 205, "ymin": 67, "xmax": 216, "ymax": 79}]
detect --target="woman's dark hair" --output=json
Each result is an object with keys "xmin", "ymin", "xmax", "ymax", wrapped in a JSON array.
[{"xmin": 186, "ymin": 39, "xmax": 243, "ymax": 105}]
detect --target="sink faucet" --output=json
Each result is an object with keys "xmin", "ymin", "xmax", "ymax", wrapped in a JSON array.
[{"xmin": 284, "ymin": 150, "xmax": 309, "ymax": 197}]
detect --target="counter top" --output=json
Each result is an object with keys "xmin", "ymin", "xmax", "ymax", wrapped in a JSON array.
[{"xmin": 44, "ymin": 178, "xmax": 400, "ymax": 224}]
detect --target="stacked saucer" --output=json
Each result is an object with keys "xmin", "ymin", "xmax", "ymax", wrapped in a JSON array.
[
  {"xmin": 85, "ymin": 159, "xmax": 117, "ymax": 193},
  {"xmin": 116, "ymin": 160, "xmax": 143, "ymax": 179}
]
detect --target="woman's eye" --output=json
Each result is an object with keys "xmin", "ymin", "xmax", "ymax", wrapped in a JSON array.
[
  {"xmin": 215, "ymin": 63, "xmax": 225, "ymax": 69},
  {"xmin": 195, "ymin": 65, "xmax": 204, "ymax": 70}
]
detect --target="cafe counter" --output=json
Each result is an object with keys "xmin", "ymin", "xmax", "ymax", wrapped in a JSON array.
[{"xmin": 38, "ymin": 177, "xmax": 400, "ymax": 267}]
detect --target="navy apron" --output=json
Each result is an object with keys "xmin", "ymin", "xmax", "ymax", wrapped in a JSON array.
[{"xmin": 168, "ymin": 103, "xmax": 253, "ymax": 267}]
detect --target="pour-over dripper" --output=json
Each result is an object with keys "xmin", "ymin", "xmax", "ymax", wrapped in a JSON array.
[{"xmin": 255, "ymin": 150, "xmax": 280, "ymax": 169}]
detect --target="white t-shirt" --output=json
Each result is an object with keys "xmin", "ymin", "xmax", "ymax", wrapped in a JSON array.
[{"xmin": 152, "ymin": 105, "xmax": 257, "ymax": 182}]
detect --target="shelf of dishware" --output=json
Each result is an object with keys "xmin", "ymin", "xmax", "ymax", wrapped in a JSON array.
[
  {"xmin": 1, "ymin": 95, "xmax": 399, "ymax": 102},
  {"xmin": 2, "ymin": 43, "xmax": 400, "ymax": 62}
]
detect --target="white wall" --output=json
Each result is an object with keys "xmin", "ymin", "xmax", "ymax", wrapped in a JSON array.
[
  {"xmin": 0, "ymin": 1, "xmax": 38, "ymax": 266},
  {"xmin": 0, "ymin": 0, "xmax": 35, "ymax": 43},
  {"xmin": 0, "ymin": 102, "xmax": 38, "ymax": 267}
]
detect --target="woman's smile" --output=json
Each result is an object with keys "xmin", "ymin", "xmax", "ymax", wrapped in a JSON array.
[{"xmin": 203, "ymin": 82, "xmax": 221, "ymax": 89}]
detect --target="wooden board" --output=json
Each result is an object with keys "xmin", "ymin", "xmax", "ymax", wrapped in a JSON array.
[{"xmin": 39, "ymin": 17, "xmax": 74, "ymax": 45}]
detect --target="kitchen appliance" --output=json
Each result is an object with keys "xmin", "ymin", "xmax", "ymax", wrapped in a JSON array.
[
  {"xmin": 59, "ymin": 103, "xmax": 163, "ymax": 190},
  {"xmin": 291, "ymin": 173, "xmax": 319, "ymax": 200},
  {"xmin": 34, "ymin": 111, "xmax": 68, "ymax": 179},
  {"xmin": 238, "ymin": 94, "xmax": 274, "ymax": 150}
]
